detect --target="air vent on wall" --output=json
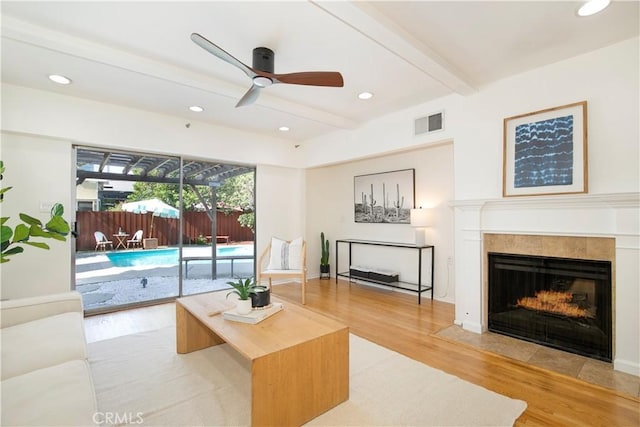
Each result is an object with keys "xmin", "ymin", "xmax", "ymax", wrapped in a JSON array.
[{"xmin": 414, "ymin": 111, "xmax": 444, "ymax": 136}]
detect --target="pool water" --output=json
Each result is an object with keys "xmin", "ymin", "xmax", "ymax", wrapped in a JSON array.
[
  {"xmin": 106, "ymin": 246, "xmax": 253, "ymax": 267},
  {"xmin": 217, "ymin": 246, "xmax": 253, "ymax": 257}
]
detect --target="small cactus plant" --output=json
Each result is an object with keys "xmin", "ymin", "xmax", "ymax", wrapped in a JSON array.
[{"xmin": 320, "ymin": 232, "xmax": 330, "ymax": 266}]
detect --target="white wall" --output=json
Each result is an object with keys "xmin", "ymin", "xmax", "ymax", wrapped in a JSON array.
[
  {"xmin": 454, "ymin": 37, "xmax": 639, "ymax": 200},
  {"xmin": 450, "ymin": 37, "xmax": 639, "ymax": 374},
  {"xmin": 306, "ymin": 37, "xmax": 639, "ymax": 194},
  {"xmin": 453, "ymin": 37, "xmax": 640, "ymax": 327},
  {"xmin": 302, "ymin": 94, "xmax": 462, "ymax": 168},
  {"xmin": 1, "ymin": 84, "xmax": 302, "ymax": 168},
  {"xmin": 255, "ymin": 164, "xmax": 306, "ymax": 257},
  {"xmin": 0, "ymin": 84, "xmax": 307, "ymax": 298},
  {"xmin": 305, "ymin": 143, "xmax": 455, "ymax": 303},
  {"xmin": 0, "ymin": 133, "xmax": 73, "ymax": 298},
  {"xmin": 302, "ymin": 37, "xmax": 639, "ymax": 373}
]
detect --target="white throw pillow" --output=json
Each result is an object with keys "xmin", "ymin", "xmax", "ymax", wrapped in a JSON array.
[{"xmin": 267, "ymin": 237, "xmax": 303, "ymax": 270}]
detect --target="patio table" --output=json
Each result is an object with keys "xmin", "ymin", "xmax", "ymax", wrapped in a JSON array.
[{"xmin": 113, "ymin": 233, "xmax": 129, "ymax": 250}]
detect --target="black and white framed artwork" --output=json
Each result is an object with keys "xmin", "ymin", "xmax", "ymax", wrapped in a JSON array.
[{"xmin": 354, "ymin": 169, "xmax": 415, "ymax": 224}]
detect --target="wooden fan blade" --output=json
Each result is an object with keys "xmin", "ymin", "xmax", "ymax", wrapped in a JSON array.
[
  {"xmin": 191, "ymin": 33, "xmax": 256, "ymax": 80},
  {"xmin": 271, "ymin": 71, "xmax": 344, "ymax": 87},
  {"xmin": 235, "ymin": 85, "xmax": 261, "ymax": 108}
]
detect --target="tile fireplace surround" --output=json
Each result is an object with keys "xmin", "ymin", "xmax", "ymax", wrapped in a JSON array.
[
  {"xmin": 484, "ymin": 234, "xmax": 614, "ymax": 360},
  {"xmin": 452, "ymin": 193, "xmax": 639, "ymax": 375}
]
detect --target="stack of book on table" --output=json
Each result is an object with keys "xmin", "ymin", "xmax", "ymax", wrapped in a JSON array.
[{"xmin": 223, "ymin": 302, "xmax": 284, "ymax": 324}]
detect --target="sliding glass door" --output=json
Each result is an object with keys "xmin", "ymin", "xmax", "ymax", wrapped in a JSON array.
[{"xmin": 74, "ymin": 147, "xmax": 255, "ymax": 314}]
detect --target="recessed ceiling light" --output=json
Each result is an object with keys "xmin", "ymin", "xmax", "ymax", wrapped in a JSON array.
[
  {"xmin": 279, "ymin": 126, "xmax": 290, "ymax": 132},
  {"xmin": 358, "ymin": 92, "xmax": 373, "ymax": 100},
  {"xmin": 48, "ymin": 74, "xmax": 72, "ymax": 85},
  {"xmin": 577, "ymin": 0, "xmax": 611, "ymax": 16},
  {"xmin": 189, "ymin": 105, "xmax": 204, "ymax": 112}
]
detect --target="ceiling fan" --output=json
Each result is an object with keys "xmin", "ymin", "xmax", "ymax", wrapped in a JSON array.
[{"xmin": 191, "ymin": 33, "xmax": 344, "ymax": 107}]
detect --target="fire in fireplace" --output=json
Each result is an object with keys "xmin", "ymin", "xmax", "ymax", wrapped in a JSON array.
[
  {"xmin": 488, "ymin": 253, "xmax": 612, "ymax": 361},
  {"xmin": 516, "ymin": 289, "xmax": 593, "ymax": 318}
]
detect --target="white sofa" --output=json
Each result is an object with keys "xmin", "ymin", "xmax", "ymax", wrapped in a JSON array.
[{"xmin": 1, "ymin": 291, "xmax": 98, "ymax": 426}]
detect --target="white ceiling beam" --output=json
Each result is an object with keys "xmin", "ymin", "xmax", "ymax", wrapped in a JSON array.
[
  {"xmin": 311, "ymin": 1, "xmax": 477, "ymax": 96},
  {"xmin": 2, "ymin": 16, "xmax": 358, "ymax": 130}
]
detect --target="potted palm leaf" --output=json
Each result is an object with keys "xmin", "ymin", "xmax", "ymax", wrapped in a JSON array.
[
  {"xmin": 226, "ymin": 278, "xmax": 268, "ymax": 314},
  {"xmin": 1, "ymin": 161, "xmax": 70, "ymax": 263}
]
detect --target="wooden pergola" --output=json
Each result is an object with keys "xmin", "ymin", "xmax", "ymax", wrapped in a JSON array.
[{"xmin": 76, "ymin": 147, "xmax": 254, "ymax": 278}]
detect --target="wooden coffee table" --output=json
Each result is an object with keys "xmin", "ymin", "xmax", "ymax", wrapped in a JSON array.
[{"xmin": 175, "ymin": 292, "xmax": 349, "ymax": 426}]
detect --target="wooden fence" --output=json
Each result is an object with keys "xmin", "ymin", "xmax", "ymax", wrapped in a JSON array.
[{"xmin": 76, "ymin": 210, "xmax": 253, "ymax": 251}]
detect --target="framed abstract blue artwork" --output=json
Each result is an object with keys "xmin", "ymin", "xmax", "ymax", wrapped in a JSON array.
[{"xmin": 503, "ymin": 101, "xmax": 587, "ymax": 197}]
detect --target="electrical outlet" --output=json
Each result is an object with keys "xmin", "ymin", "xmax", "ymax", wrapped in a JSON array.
[{"xmin": 447, "ymin": 256, "xmax": 453, "ymax": 266}]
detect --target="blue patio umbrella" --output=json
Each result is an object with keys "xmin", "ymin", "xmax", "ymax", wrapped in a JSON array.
[{"xmin": 121, "ymin": 198, "xmax": 179, "ymax": 238}]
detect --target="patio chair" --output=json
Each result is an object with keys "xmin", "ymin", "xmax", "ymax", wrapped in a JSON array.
[
  {"xmin": 127, "ymin": 229, "xmax": 143, "ymax": 249},
  {"xmin": 94, "ymin": 231, "xmax": 113, "ymax": 251},
  {"xmin": 257, "ymin": 237, "xmax": 307, "ymax": 304}
]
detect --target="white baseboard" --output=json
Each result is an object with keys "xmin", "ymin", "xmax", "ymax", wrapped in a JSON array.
[
  {"xmin": 461, "ymin": 321, "xmax": 482, "ymax": 334},
  {"xmin": 614, "ymin": 358, "xmax": 640, "ymax": 376}
]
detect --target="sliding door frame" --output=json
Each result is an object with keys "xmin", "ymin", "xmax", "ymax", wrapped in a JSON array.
[{"xmin": 74, "ymin": 145, "xmax": 256, "ymax": 315}]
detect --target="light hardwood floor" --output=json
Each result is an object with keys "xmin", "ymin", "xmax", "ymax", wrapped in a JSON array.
[{"xmin": 84, "ymin": 279, "xmax": 640, "ymax": 426}]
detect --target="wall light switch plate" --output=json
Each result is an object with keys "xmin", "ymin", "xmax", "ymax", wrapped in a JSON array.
[{"xmin": 39, "ymin": 201, "xmax": 54, "ymax": 212}]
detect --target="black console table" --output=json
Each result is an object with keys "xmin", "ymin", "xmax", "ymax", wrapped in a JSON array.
[{"xmin": 335, "ymin": 239, "xmax": 434, "ymax": 304}]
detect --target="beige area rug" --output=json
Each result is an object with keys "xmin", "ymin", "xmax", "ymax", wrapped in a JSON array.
[{"xmin": 88, "ymin": 327, "xmax": 527, "ymax": 426}]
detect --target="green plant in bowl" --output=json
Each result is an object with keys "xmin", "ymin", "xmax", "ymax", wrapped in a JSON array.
[{"xmin": 226, "ymin": 277, "xmax": 266, "ymax": 301}]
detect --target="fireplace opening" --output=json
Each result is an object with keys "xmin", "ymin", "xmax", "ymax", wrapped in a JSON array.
[{"xmin": 488, "ymin": 252, "xmax": 612, "ymax": 361}]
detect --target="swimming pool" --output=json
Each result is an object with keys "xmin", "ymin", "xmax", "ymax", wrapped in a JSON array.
[{"xmin": 106, "ymin": 246, "xmax": 253, "ymax": 267}]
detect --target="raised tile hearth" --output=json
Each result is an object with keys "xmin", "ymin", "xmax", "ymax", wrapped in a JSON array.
[{"xmin": 435, "ymin": 324, "xmax": 639, "ymax": 398}]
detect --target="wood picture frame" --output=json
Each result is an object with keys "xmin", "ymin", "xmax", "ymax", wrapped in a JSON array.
[
  {"xmin": 503, "ymin": 101, "xmax": 588, "ymax": 197},
  {"xmin": 354, "ymin": 169, "xmax": 415, "ymax": 224}
]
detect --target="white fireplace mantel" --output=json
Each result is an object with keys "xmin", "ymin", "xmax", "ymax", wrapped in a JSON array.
[
  {"xmin": 450, "ymin": 192, "xmax": 639, "ymax": 211},
  {"xmin": 451, "ymin": 191, "xmax": 639, "ymax": 375}
]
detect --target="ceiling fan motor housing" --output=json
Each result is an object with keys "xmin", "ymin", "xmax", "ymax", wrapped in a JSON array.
[
  {"xmin": 253, "ymin": 47, "xmax": 274, "ymax": 73},
  {"xmin": 190, "ymin": 34, "xmax": 343, "ymax": 107}
]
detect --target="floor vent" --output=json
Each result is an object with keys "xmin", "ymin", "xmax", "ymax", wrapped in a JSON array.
[{"xmin": 415, "ymin": 111, "xmax": 444, "ymax": 135}]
